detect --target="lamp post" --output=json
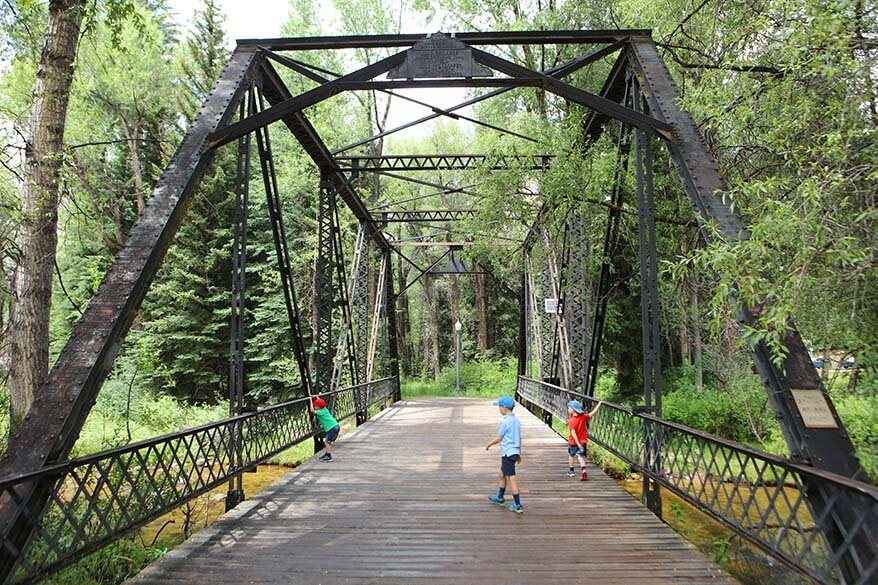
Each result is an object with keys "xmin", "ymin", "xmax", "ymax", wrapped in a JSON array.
[{"xmin": 454, "ymin": 320, "xmax": 462, "ymax": 397}]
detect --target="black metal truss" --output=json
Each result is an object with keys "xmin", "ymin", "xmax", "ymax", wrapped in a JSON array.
[
  {"xmin": 0, "ymin": 29, "xmax": 872, "ymax": 585},
  {"xmin": 227, "ymin": 89, "xmax": 254, "ymax": 509},
  {"xmin": 256, "ymin": 60, "xmax": 391, "ymax": 252},
  {"xmin": 563, "ymin": 211, "xmax": 589, "ymax": 396},
  {"xmin": 237, "ymin": 30, "xmax": 651, "ymax": 51},
  {"xmin": 209, "ymin": 40, "xmax": 672, "ymax": 149},
  {"xmin": 585, "ymin": 105, "xmax": 632, "ymax": 398},
  {"xmin": 381, "ymin": 209, "xmax": 477, "ymax": 223},
  {"xmin": 336, "ymin": 154, "xmax": 553, "ymax": 172},
  {"xmin": 254, "ymin": 87, "xmax": 312, "ymax": 396},
  {"xmin": 333, "ymin": 39, "xmax": 629, "ymax": 155},
  {"xmin": 314, "ymin": 178, "xmax": 336, "ymax": 393},
  {"xmin": 261, "ymin": 49, "xmax": 539, "ymax": 146},
  {"xmin": 633, "ymin": 79, "xmax": 663, "ymax": 516}
]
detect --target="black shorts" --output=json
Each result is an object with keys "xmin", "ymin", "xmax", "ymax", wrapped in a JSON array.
[
  {"xmin": 500, "ymin": 454, "xmax": 520, "ymax": 477},
  {"xmin": 324, "ymin": 425, "xmax": 340, "ymax": 443}
]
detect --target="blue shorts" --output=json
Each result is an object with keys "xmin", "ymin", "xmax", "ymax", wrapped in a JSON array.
[
  {"xmin": 567, "ymin": 444, "xmax": 587, "ymax": 458},
  {"xmin": 500, "ymin": 454, "xmax": 520, "ymax": 477},
  {"xmin": 324, "ymin": 425, "xmax": 340, "ymax": 443}
]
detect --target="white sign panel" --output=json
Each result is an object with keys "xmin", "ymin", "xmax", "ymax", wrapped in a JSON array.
[
  {"xmin": 790, "ymin": 389, "xmax": 839, "ymax": 429},
  {"xmin": 544, "ymin": 298, "xmax": 559, "ymax": 314}
]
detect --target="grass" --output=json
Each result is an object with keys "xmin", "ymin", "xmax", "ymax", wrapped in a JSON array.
[{"xmin": 402, "ymin": 379, "xmax": 501, "ymax": 398}]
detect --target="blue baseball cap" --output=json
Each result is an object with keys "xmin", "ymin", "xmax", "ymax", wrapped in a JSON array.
[
  {"xmin": 567, "ymin": 400, "xmax": 585, "ymax": 414},
  {"xmin": 492, "ymin": 396, "xmax": 515, "ymax": 408}
]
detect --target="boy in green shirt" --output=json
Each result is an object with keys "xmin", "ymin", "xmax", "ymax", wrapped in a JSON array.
[{"xmin": 309, "ymin": 396, "xmax": 340, "ymax": 462}]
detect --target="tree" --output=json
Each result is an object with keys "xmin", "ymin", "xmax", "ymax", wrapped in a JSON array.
[{"xmin": 9, "ymin": 0, "xmax": 86, "ymax": 431}]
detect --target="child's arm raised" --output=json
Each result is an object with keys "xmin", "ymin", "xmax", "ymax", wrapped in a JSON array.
[{"xmin": 588, "ymin": 400, "xmax": 603, "ymax": 418}]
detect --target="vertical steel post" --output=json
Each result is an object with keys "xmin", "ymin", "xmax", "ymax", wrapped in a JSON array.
[
  {"xmin": 634, "ymin": 76, "xmax": 662, "ymax": 517},
  {"xmin": 565, "ymin": 211, "xmax": 589, "ymax": 397},
  {"xmin": 517, "ymin": 272, "xmax": 527, "ymax": 377},
  {"xmin": 314, "ymin": 175, "xmax": 335, "ymax": 395},
  {"xmin": 384, "ymin": 247, "xmax": 402, "ymax": 403},
  {"xmin": 455, "ymin": 321, "xmax": 462, "ymax": 396},
  {"xmin": 226, "ymin": 90, "xmax": 252, "ymax": 511}
]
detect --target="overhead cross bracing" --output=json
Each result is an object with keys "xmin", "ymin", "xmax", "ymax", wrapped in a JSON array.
[
  {"xmin": 0, "ymin": 28, "xmax": 875, "ymax": 585},
  {"xmin": 336, "ymin": 154, "xmax": 554, "ymax": 172}
]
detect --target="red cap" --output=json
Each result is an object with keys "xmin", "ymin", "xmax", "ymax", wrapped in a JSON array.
[{"xmin": 313, "ymin": 397, "xmax": 327, "ymax": 409}]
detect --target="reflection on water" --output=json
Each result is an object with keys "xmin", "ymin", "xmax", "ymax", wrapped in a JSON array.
[
  {"xmin": 620, "ymin": 478, "xmax": 805, "ymax": 585},
  {"xmin": 140, "ymin": 465, "xmax": 291, "ymax": 546}
]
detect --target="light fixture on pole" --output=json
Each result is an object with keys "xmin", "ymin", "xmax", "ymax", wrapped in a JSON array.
[{"xmin": 454, "ymin": 320, "xmax": 462, "ymax": 397}]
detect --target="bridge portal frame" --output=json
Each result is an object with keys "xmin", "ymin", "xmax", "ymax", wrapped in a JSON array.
[{"xmin": 0, "ymin": 29, "xmax": 871, "ymax": 585}]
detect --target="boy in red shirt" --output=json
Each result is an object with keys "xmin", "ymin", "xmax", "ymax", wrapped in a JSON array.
[{"xmin": 566, "ymin": 399, "xmax": 602, "ymax": 480}]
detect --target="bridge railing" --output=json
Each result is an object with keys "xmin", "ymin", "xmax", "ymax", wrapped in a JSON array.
[
  {"xmin": 516, "ymin": 376, "xmax": 878, "ymax": 585},
  {"xmin": 0, "ymin": 376, "xmax": 397, "ymax": 584}
]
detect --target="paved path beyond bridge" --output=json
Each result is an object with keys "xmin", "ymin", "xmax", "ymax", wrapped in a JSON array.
[{"xmin": 130, "ymin": 398, "xmax": 735, "ymax": 584}]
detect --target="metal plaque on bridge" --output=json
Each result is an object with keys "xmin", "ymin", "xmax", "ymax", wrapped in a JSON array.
[
  {"xmin": 790, "ymin": 388, "xmax": 839, "ymax": 429},
  {"xmin": 388, "ymin": 33, "xmax": 493, "ymax": 79}
]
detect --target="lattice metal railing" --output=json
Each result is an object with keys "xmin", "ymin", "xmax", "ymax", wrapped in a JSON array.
[
  {"xmin": 517, "ymin": 376, "xmax": 878, "ymax": 585},
  {"xmin": 0, "ymin": 376, "xmax": 396, "ymax": 584}
]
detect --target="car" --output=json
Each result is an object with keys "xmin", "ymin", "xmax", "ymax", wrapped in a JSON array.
[
  {"xmin": 842, "ymin": 357, "xmax": 856, "ymax": 369},
  {"xmin": 812, "ymin": 357, "xmax": 824, "ymax": 369}
]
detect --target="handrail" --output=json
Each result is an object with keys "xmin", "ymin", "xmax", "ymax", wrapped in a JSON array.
[
  {"xmin": 516, "ymin": 376, "xmax": 878, "ymax": 585},
  {"xmin": 0, "ymin": 376, "xmax": 397, "ymax": 584}
]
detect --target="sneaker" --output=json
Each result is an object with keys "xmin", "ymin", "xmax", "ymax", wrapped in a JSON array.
[
  {"xmin": 318, "ymin": 454, "xmax": 332, "ymax": 462},
  {"xmin": 566, "ymin": 469, "xmax": 575, "ymax": 478},
  {"xmin": 489, "ymin": 495, "xmax": 505, "ymax": 505},
  {"xmin": 508, "ymin": 503, "xmax": 524, "ymax": 514},
  {"xmin": 581, "ymin": 469, "xmax": 588, "ymax": 481}
]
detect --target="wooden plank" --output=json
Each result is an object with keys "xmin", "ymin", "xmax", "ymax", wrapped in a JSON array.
[{"xmin": 129, "ymin": 398, "xmax": 736, "ymax": 584}]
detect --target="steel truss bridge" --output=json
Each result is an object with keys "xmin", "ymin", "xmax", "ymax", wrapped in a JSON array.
[{"xmin": 0, "ymin": 30, "xmax": 874, "ymax": 585}]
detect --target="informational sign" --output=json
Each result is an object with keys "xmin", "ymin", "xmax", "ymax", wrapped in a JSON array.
[
  {"xmin": 544, "ymin": 298, "xmax": 559, "ymax": 314},
  {"xmin": 790, "ymin": 389, "xmax": 839, "ymax": 429},
  {"xmin": 388, "ymin": 33, "xmax": 494, "ymax": 79}
]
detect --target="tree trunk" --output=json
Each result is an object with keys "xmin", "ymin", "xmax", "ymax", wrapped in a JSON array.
[
  {"xmin": 690, "ymin": 283, "xmax": 703, "ymax": 391},
  {"xmin": 475, "ymin": 271, "xmax": 488, "ymax": 355},
  {"xmin": 121, "ymin": 117, "xmax": 145, "ymax": 214},
  {"xmin": 395, "ymin": 262, "xmax": 412, "ymax": 376},
  {"xmin": 847, "ymin": 364, "xmax": 859, "ymax": 392},
  {"xmin": 422, "ymin": 276, "xmax": 440, "ymax": 382},
  {"xmin": 10, "ymin": 0, "xmax": 86, "ymax": 433},
  {"xmin": 679, "ymin": 320, "xmax": 690, "ymax": 366}
]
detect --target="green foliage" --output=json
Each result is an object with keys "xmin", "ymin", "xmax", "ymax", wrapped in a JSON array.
[
  {"xmin": 830, "ymin": 383, "xmax": 878, "ymax": 481},
  {"xmin": 661, "ymin": 365, "xmax": 778, "ymax": 445},
  {"xmin": 44, "ymin": 537, "xmax": 167, "ymax": 585},
  {"xmin": 437, "ymin": 356, "xmax": 518, "ymax": 396},
  {"xmin": 402, "ymin": 357, "xmax": 518, "ymax": 397},
  {"xmin": 73, "ymin": 355, "xmax": 228, "ymax": 456}
]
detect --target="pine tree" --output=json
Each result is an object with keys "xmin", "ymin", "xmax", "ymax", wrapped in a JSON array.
[{"xmin": 138, "ymin": 0, "xmax": 233, "ymax": 402}]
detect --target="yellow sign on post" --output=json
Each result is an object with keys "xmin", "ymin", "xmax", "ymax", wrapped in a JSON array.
[{"xmin": 790, "ymin": 389, "xmax": 839, "ymax": 429}]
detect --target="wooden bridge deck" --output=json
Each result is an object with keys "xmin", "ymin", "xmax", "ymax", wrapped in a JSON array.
[{"xmin": 130, "ymin": 398, "xmax": 735, "ymax": 584}]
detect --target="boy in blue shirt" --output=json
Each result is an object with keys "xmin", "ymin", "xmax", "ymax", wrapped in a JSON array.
[{"xmin": 484, "ymin": 396, "xmax": 523, "ymax": 514}]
